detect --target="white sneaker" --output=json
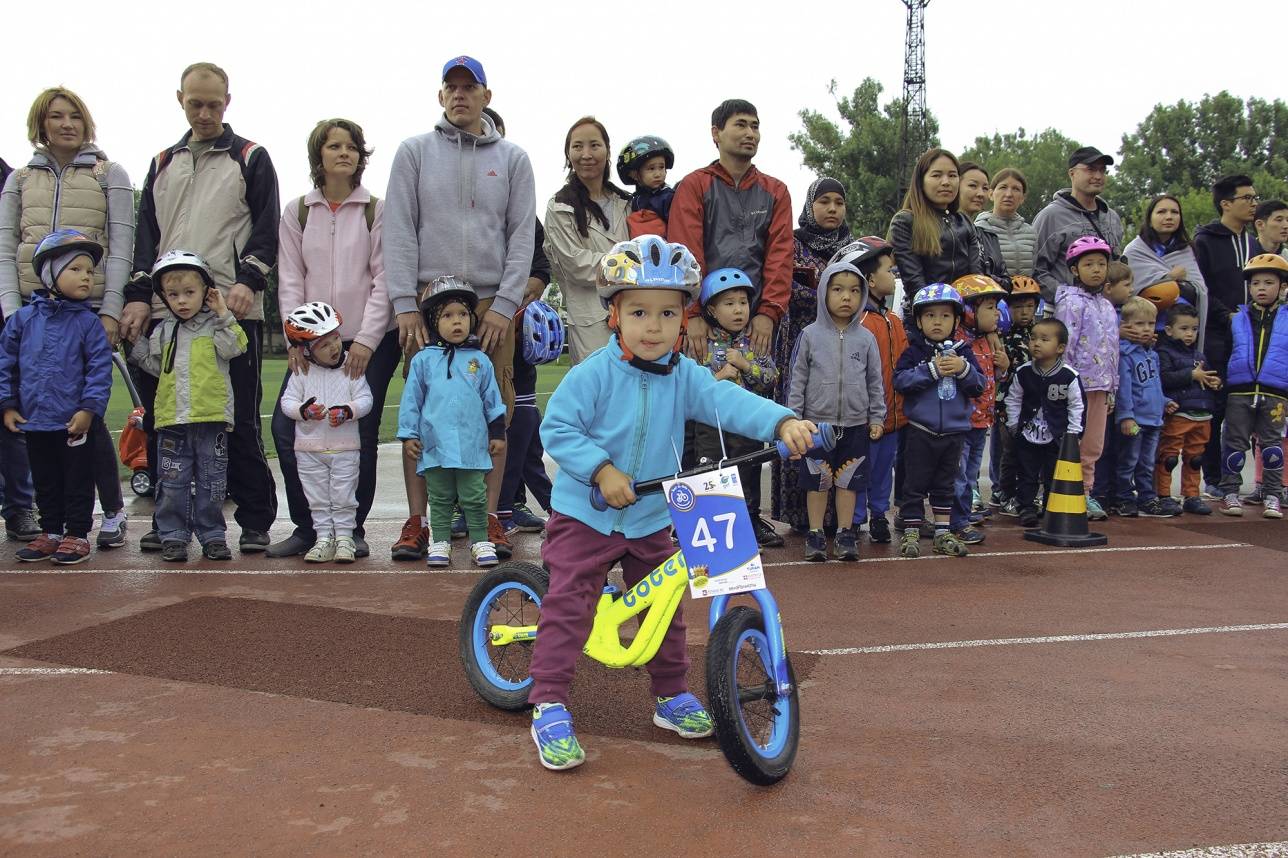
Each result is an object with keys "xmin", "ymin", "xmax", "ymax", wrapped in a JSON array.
[
  {"xmin": 426, "ymin": 540, "xmax": 451, "ymax": 567},
  {"xmin": 471, "ymin": 541, "xmax": 499, "ymax": 567},
  {"xmin": 333, "ymin": 536, "xmax": 356, "ymax": 563},
  {"xmin": 305, "ymin": 537, "xmax": 337, "ymax": 562}
]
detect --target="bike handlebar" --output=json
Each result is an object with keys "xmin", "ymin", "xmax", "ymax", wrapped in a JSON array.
[{"xmin": 589, "ymin": 423, "xmax": 838, "ymax": 512}]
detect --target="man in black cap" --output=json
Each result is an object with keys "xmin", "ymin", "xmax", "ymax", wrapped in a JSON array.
[{"xmin": 1031, "ymin": 146, "xmax": 1125, "ymax": 302}]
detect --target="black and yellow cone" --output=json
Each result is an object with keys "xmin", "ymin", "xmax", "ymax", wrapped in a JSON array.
[{"xmin": 1023, "ymin": 431, "xmax": 1108, "ymax": 547}]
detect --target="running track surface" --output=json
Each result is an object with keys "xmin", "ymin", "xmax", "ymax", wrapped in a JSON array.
[{"xmin": 2, "ymin": 511, "xmax": 1286, "ymax": 856}]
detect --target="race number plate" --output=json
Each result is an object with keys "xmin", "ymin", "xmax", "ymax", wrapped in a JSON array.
[{"xmin": 664, "ymin": 466, "xmax": 766, "ymax": 599}]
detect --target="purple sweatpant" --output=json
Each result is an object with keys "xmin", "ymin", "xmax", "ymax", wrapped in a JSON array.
[{"xmin": 527, "ymin": 512, "xmax": 690, "ymax": 707}]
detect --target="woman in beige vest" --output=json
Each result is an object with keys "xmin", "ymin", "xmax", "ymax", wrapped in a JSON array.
[{"xmin": 0, "ymin": 87, "xmax": 136, "ymax": 547}]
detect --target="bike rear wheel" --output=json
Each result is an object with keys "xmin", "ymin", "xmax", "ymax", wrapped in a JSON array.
[
  {"xmin": 706, "ymin": 605, "xmax": 799, "ymax": 785},
  {"xmin": 459, "ymin": 561, "xmax": 548, "ymax": 710}
]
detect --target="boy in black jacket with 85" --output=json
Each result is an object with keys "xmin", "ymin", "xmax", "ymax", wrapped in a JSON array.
[
  {"xmin": 1003, "ymin": 318, "xmax": 1086, "ymax": 528},
  {"xmin": 1155, "ymin": 304, "xmax": 1220, "ymax": 514},
  {"xmin": 893, "ymin": 284, "xmax": 985, "ymax": 558}
]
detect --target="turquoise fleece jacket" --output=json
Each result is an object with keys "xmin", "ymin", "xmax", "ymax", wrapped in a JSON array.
[{"xmin": 542, "ymin": 337, "xmax": 795, "ymax": 537}]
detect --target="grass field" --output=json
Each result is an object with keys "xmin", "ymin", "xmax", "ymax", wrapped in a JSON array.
[{"xmin": 105, "ymin": 353, "xmax": 572, "ymax": 466}]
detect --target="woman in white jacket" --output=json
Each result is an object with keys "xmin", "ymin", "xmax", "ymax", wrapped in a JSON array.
[
  {"xmin": 543, "ymin": 117, "xmax": 630, "ymax": 363},
  {"xmin": 1123, "ymin": 194, "xmax": 1209, "ymax": 350},
  {"xmin": 269, "ymin": 119, "xmax": 396, "ymax": 559}
]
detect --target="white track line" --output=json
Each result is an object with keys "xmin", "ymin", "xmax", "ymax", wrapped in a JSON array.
[
  {"xmin": 0, "ymin": 667, "xmax": 110, "ymax": 676},
  {"xmin": 805, "ymin": 622, "xmax": 1288, "ymax": 656},
  {"xmin": 0, "ymin": 541, "xmax": 1256, "ymax": 576},
  {"xmin": 1109, "ymin": 842, "xmax": 1288, "ymax": 858},
  {"xmin": 762, "ymin": 541, "xmax": 1251, "ymax": 568}
]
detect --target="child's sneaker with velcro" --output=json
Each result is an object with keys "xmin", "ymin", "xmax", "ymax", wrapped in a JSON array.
[
  {"xmin": 17, "ymin": 533, "xmax": 61, "ymax": 562},
  {"xmin": 426, "ymin": 541, "xmax": 451, "ymax": 567},
  {"xmin": 653, "ymin": 692, "xmax": 714, "ymax": 738},
  {"xmin": 471, "ymin": 541, "xmax": 498, "ymax": 567},
  {"xmin": 51, "ymin": 536, "xmax": 91, "ymax": 565},
  {"xmin": 531, "ymin": 703, "xmax": 585, "ymax": 770}
]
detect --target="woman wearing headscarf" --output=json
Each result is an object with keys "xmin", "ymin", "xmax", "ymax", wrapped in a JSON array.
[{"xmin": 770, "ymin": 176, "xmax": 851, "ymax": 534}]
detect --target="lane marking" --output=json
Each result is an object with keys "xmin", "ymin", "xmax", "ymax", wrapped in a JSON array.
[
  {"xmin": 1109, "ymin": 842, "xmax": 1288, "ymax": 858},
  {"xmin": 805, "ymin": 622, "xmax": 1288, "ymax": 656},
  {"xmin": 0, "ymin": 667, "xmax": 111, "ymax": 676},
  {"xmin": 763, "ymin": 542, "xmax": 1251, "ymax": 568},
  {"xmin": 0, "ymin": 542, "xmax": 1256, "ymax": 576}
]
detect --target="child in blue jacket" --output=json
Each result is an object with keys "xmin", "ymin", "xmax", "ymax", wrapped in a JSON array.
[
  {"xmin": 1113, "ymin": 297, "xmax": 1168, "ymax": 517},
  {"xmin": 0, "ymin": 231, "xmax": 112, "ymax": 564},
  {"xmin": 397, "ymin": 278, "xmax": 506, "ymax": 570},
  {"xmin": 527, "ymin": 236, "xmax": 816, "ymax": 772},
  {"xmin": 892, "ymin": 283, "xmax": 985, "ymax": 559}
]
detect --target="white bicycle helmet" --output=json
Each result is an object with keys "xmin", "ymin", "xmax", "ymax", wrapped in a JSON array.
[{"xmin": 284, "ymin": 301, "xmax": 342, "ymax": 347}]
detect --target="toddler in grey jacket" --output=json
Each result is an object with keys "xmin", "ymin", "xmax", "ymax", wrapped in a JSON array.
[{"xmin": 787, "ymin": 260, "xmax": 886, "ymax": 561}]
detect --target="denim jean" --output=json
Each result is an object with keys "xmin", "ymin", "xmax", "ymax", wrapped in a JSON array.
[
  {"xmin": 155, "ymin": 423, "xmax": 229, "ymax": 546},
  {"xmin": 950, "ymin": 427, "xmax": 988, "ymax": 530},
  {"xmin": 1114, "ymin": 424, "xmax": 1162, "ymax": 504}
]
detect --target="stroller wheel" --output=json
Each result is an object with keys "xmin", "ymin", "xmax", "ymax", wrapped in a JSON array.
[{"xmin": 131, "ymin": 470, "xmax": 153, "ymax": 497}]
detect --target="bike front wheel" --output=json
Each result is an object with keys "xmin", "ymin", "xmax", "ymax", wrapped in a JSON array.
[
  {"xmin": 706, "ymin": 605, "xmax": 800, "ymax": 785},
  {"xmin": 459, "ymin": 561, "xmax": 548, "ymax": 710}
]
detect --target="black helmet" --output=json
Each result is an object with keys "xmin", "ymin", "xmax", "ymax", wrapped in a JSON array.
[{"xmin": 615, "ymin": 135, "xmax": 674, "ymax": 185}]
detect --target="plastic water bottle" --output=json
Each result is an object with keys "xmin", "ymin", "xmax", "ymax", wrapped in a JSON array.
[{"xmin": 936, "ymin": 342, "xmax": 957, "ymax": 401}]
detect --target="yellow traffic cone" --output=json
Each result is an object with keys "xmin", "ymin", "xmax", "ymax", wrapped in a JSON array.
[{"xmin": 1023, "ymin": 431, "xmax": 1108, "ymax": 547}]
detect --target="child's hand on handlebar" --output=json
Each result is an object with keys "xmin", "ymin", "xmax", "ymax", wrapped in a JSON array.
[
  {"xmin": 594, "ymin": 464, "xmax": 636, "ymax": 509},
  {"xmin": 777, "ymin": 418, "xmax": 819, "ymax": 459}
]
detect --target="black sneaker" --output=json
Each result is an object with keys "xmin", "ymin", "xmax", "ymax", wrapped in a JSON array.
[
  {"xmin": 239, "ymin": 529, "xmax": 270, "ymax": 553},
  {"xmin": 161, "ymin": 540, "xmax": 189, "ymax": 562},
  {"xmin": 510, "ymin": 503, "xmax": 547, "ymax": 533},
  {"xmin": 140, "ymin": 529, "xmax": 163, "ymax": 551},
  {"xmin": 353, "ymin": 536, "xmax": 369, "ymax": 558},
  {"xmin": 1111, "ymin": 500, "xmax": 1139, "ymax": 517},
  {"xmin": 5, "ymin": 509, "xmax": 41, "ymax": 541},
  {"xmin": 1182, "ymin": 496, "xmax": 1212, "ymax": 515},
  {"xmin": 1138, "ymin": 497, "xmax": 1177, "ymax": 518},
  {"xmin": 868, "ymin": 516, "xmax": 891, "ymax": 544},
  {"xmin": 202, "ymin": 540, "xmax": 232, "ymax": 560},
  {"xmin": 834, "ymin": 527, "xmax": 859, "ymax": 561},
  {"xmin": 1019, "ymin": 508, "xmax": 1041, "ymax": 528},
  {"xmin": 804, "ymin": 529, "xmax": 827, "ymax": 562},
  {"xmin": 753, "ymin": 516, "xmax": 784, "ymax": 548}
]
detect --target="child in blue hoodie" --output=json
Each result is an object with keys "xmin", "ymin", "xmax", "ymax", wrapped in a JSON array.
[
  {"xmin": 893, "ymin": 283, "xmax": 985, "ymax": 559},
  {"xmin": 787, "ymin": 260, "xmax": 885, "ymax": 562},
  {"xmin": 1113, "ymin": 297, "xmax": 1168, "ymax": 516},
  {"xmin": 527, "ymin": 236, "xmax": 816, "ymax": 772},
  {"xmin": 0, "ymin": 231, "xmax": 112, "ymax": 565}
]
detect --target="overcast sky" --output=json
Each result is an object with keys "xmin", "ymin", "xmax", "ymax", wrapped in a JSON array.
[{"xmin": 3, "ymin": 0, "xmax": 1281, "ymax": 217}]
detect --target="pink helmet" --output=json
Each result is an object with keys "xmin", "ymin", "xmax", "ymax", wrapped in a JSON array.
[{"xmin": 1065, "ymin": 235, "xmax": 1113, "ymax": 265}]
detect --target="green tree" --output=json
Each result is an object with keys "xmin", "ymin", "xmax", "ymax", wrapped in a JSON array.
[
  {"xmin": 1109, "ymin": 92, "xmax": 1288, "ymax": 221},
  {"xmin": 789, "ymin": 78, "xmax": 939, "ymax": 237},
  {"xmin": 960, "ymin": 128, "xmax": 1081, "ymax": 222}
]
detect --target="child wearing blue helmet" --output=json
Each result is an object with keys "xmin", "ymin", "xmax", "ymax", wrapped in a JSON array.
[
  {"xmin": 693, "ymin": 267, "xmax": 782, "ymax": 546},
  {"xmin": 893, "ymin": 283, "xmax": 986, "ymax": 558},
  {"xmin": 0, "ymin": 230, "xmax": 113, "ymax": 564},
  {"xmin": 528, "ymin": 235, "xmax": 817, "ymax": 772}
]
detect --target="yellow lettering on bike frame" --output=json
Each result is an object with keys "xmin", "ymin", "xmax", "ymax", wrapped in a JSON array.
[{"xmin": 581, "ymin": 550, "xmax": 689, "ymax": 668}]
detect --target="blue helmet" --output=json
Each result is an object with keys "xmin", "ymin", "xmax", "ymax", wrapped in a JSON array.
[
  {"xmin": 521, "ymin": 299, "xmax": 564, "ymax": 365},
  {"xmin": 596, "ymin": 235, "xmax": 701, "ymax": 308},
  {"xmin": 32, "ymin": 229, "xmax": 103, "ymax": 293},
  {"xmin": 699, "ymin": 267, "xmax": 756, "ymax": 308},
  {"xmin": 911, "ymin": 283, "xmax": 964, "ymax": 315}
]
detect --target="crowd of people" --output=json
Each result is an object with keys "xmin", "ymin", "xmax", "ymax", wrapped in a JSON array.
[{"xmin": 1, "ymin": 56, "xmax": 1287, "ymax": 571}]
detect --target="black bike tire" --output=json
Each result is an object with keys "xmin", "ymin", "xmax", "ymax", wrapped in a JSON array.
[
  {"xmin": 458, "ymin": 561, "xmax": 549, "ymax": 711},
  {"xmin": 706, "ymin": 605, "xmax": 800, "ymax": 785}
]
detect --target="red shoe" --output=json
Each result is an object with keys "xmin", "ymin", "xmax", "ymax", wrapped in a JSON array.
[
  {"xmin": 51, "ymin": 536, "xmax": 91, "ymax": 565},
  {"xmin": 16, "ymin": 533, "xmax": 60, "ymax": 562},
  {"xmin": 391, "ymin": 516, "xmax": 428, "ymax": 560},
  {"xmin": 488, "ymin": 513, "xmax": 513, "ymax": 560}
]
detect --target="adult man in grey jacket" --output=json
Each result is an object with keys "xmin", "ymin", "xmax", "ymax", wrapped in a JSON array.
[
  {"xmin": 384, "ymin": 55, "xmax": 537, "ymax": 561},
  {"xmin": 1031, "ymin": 146, "xmax": 1125, "ymax": 302}
]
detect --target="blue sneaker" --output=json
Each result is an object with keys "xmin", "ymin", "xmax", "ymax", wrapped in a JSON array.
[
  {"xmin": 653, "ymin": 692, "xmax": 714, "ymax": 738},
  {"xmin": 451, "ymin": 505, "xmax": 467, "ymax": 540},
  {"xmin": 530, "ymin": 703, "xmax": 585, "ymax": 771},
  {"xmin": 1085, "ymin": 497, "xmax": 1108, "ymax": 521}
]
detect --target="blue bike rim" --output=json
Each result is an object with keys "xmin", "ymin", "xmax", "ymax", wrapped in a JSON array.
[
  {"xmin": 732, "ymin": 626, "xmax": 791, "ymax": 758},
  {"xmin": 472, "ymin": 580, "xmax": 541, "ymax": 692}
]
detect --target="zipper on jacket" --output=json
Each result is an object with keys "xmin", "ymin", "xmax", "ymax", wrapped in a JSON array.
[
  {"xmin": 330, "ymin": 211, "xmax": 338, "ymax": 310},
  {"xmin": 837, "ymin": 329, "xmax": 846, "ymax": 423},
  {"xmin": 614, "ymin": 376, "xmax": 650, "ymax": 532}
]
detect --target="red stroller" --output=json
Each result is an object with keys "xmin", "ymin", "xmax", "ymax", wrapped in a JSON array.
[{"xmin": 114, "ymin": 352, "xmax": 151, "ymax": 496}]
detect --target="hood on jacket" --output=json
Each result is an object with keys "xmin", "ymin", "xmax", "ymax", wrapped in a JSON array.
[
  {"xmin": 1052, "ymin": 188, "xmax": 1112, "ymax": 216},
  {"xmin": 815, "ymin": 260, "xmax": 869, "ymax": 333},
  {"xmin": 434, "ymin": 114, "xmax": 502, "ymax": 147},
  {"xmin": 27, "ymin": 144, "xmax": 108, "ymax": 171}
]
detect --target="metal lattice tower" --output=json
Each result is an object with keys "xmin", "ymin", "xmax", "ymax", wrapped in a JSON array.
[{"xmin": 897, "ymin": 0, "xmax": 931, "ymax": 204}]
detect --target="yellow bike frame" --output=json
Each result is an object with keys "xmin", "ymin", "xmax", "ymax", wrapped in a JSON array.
[{"xmin": 488, "ymin": 550, "xmax": 691, "ymax": 669}]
